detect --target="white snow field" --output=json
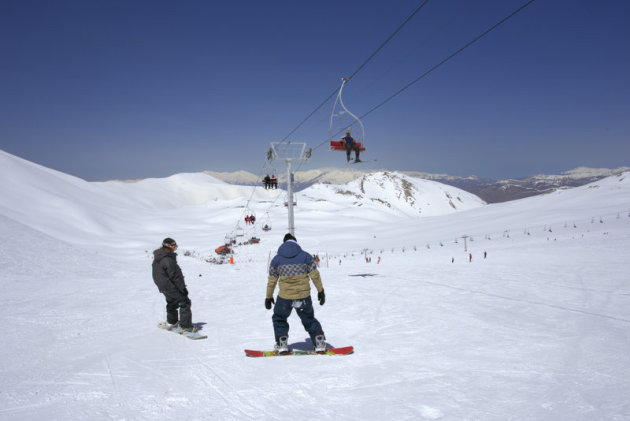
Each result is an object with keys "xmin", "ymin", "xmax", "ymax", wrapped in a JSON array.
[{"xmin": 1, "ymin": 149, "xmax": 630, "ymax": 420}]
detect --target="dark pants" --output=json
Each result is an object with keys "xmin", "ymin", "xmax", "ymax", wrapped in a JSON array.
[
  {"xmin": 345, "ymin": 144, "xmax": 360, "ymax": 161},
  {"xmin": 163, "ymin": 289, "xmax": 192, "ymax": 328},
  {"xmin": 272, "ymin": 296, "xmax": 324, "ymax": 343}
]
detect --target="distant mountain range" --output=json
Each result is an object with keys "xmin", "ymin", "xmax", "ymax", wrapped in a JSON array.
[{"xmin": 204, "ymin": 166, "xmax": 630, "ymax": 203}]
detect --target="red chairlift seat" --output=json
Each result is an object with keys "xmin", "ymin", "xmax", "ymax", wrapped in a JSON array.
[{"xmin": 329, "ymin": 141, "xmax": 365, "ymax": 151}]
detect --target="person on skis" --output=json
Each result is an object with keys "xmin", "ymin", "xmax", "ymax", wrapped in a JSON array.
[
  {"xmin": 151, "ymin": 238, "xmax": 197, "ymax": 332},
  {"xmin": 265, "ymin": 233, "xmax": 326, "ymax": 354},
  {"xmin": 340, "ymin": 130, "xmax": 361, "ymax": 163}
]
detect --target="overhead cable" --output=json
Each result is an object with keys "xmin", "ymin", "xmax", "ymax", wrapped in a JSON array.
[
  {"xmin": 276, "ymin": 1, "xmax": 430, "ymax": 145},
  {"xmin": 346, "ymin": 0, "xmax": 431, "ymax": 82},
  {"xmin": 359, "ymin": 0, "xmax": 538, "ymax": 121}
]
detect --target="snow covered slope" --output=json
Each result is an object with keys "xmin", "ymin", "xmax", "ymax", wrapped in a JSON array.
[
  {"xmin": 0, "ymin": 150, "xmax": 278, "ymax": 244},
  {"xmin": 0, "ymin": 150, "xmax": 484, "ymax": 249},
  {"xmin": 2, "ymin": 149, "xmax": 630, "ymax": 420}
]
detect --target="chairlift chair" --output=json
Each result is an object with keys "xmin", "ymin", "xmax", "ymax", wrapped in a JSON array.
[
  {"xmin": 328, "ymin": 78, "xmax": 366, "ymax": 157},
  {"xmin": 262, "ymin": 212, "xmax": 272, "ymax": 231}
]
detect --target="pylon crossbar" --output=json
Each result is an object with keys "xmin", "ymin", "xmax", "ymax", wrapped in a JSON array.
[{"xmin": 270, "ymin": 142, "xmax": 308, "ymax": 161}]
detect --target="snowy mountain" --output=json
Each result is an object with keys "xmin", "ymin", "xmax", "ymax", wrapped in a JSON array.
[
  {"xmin": 0, "ymin": 150, "xmax": 481, "ymax": 250},
  {"xmin": 298, "ymin": 171, "xmax": 485, "ymax": 217},
  {"xmin": 205, "ymin": 166, "xmax": 630, "ymax": 203},
  {"xmin": 2, "ymin": 148, "xmax": 630, "ymax": 420}
]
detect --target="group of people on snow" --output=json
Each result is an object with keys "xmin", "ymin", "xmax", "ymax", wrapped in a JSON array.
[
  {"xmin": 151, "ymin": 233, "xmax": 327, "ymax": 353},
  {"xmin": 262, "ymin": 174, "xmax": 278, "ymax": 189}
]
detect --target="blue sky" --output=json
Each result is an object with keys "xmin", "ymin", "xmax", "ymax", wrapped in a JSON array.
[{"xmin": 2, "ymin": 0, "xmax": 629, "ymax": 181}]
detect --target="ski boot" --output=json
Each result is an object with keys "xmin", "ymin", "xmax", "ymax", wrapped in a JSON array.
[
  {"xmin": 274, "ymin": 336, "xmax": 289, "ymax": 355},
  {"xmin": 314, "ymin": 334, "xmax": 326, "ymax": 354},
  {"xmin": 180, "ymin": 326, "xmax": 198, "ymax": 333}
]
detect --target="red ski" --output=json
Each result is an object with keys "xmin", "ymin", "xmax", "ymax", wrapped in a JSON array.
[{"xmin": 244, "ymin": 346, "xmax": 354, "ymax": 358}]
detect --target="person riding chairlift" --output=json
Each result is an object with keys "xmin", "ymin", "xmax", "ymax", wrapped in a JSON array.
[{"xmin": 340, "ymin": 130, "xmax": 361, "ymax": 163}]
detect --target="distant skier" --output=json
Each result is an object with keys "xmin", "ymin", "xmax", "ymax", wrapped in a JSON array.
[
  {"xmin": 340, "ymin": 130, "xmax": 361, "ymax": 163},
  {"xmin": 270, "ymin": 174, "xmax": 278, "ymax": 189},
  {"xmin": 265, "ymin": 233, "xmax": 326, "ymax": 354},
  {"xmin": 152, "ymin": 238, "xmax": 197, "ymax": 332}
]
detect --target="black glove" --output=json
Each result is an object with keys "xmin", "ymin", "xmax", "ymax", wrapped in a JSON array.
[
  {"xmin": 318, "ymin": 289, "xmax": 325, "ymax": 306},
  {"xmin": 182, "ymin": 287, "xmax": 189, "ymax": 297},
  {"xmin": 265, "ymin": 297, "xmax": 275, "ymax": 309}
]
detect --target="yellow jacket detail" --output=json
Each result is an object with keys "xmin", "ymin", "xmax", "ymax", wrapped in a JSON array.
[{"xmin": 266, "ymin": 241, "xmax": 323, "ymax": 300}]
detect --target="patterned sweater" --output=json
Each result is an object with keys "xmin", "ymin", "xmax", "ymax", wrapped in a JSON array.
[{"xmin": 267, "ymin": 240, "xmax": 323, "ymax": 300}]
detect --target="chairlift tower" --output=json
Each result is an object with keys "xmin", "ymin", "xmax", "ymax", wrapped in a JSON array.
[
  {"xmin": 461, "ymin": 235, "xmax": 469, "ymax": 252},
  {"xmin": 267, "ymin": 142, "xmax": 311, "ymax": 236}
]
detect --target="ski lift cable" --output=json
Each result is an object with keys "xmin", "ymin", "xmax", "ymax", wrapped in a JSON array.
[
  {"xmin": 273, "ymin": 1, "xmax": 430, "ymax": 148},
  {"xmin": 237, "ymin": 0, "xmax": 536, "ymax": 231},
  {"xmin": 345, "ymin": 0, "xmax": 431, "ymax": 83},
  {"xmin": 276, "ymin": 87, "xmax": 340, "ymax": 146},
  {"xmin": 310, "ymin": 0, "xmax": 538, "ymax": 152},
  {"xmin": 359, "ymin": 0, "xmax": 478, "ymax": 93},
  {"xmin": 259, "ymin": 180, "xmax": 285, "ymax": 217},
  {"xmin": 232, "ymin": 157, "xmax": 274, "ymax": 234},
  {"xmin": 357, "ymin": 0, "xmax": 538, "ymax": 122}
]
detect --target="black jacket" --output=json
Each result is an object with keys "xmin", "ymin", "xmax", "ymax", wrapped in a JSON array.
[{"xmin": 152, "ymin": 247, "xmax": 186, "ymax": 294}]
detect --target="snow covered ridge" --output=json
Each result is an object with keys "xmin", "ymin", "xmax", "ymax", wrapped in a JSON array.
[
  {"xmin": 0, "ymin": 150, "xmax": 278, "ymax": 244},
  {"xmin": 300, "ymin": 171, "xmax": 485, "ymax": 217},
  {"xmin": 204, "ymin": 166, "xmax": 630, "ymax": 203},
  {"xmin": 0, "ymin": 150, "xmax": 481, "ymax": 246}
]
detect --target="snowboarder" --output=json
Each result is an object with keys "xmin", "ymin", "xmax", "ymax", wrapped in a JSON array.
[
  {"xmin": 265, "ymin": 233, "xmax": 326, "ymax": 354},
  {"xmin": 152, "ymin": 238, "xmax": 196, "ymax": 332},
  {"xmin": 340, "ymin": 130, "xmax": 361, "ymax": 163}
]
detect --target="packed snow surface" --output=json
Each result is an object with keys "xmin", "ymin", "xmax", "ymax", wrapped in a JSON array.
[{"xmin": 1, "ymin": 149, "xmax": 630, "ymax": 420}]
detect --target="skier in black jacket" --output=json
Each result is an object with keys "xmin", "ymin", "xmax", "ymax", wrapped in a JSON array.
[{"xmin": 152, "ymin": 238, "xmax": 195, "ymax": 332}]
